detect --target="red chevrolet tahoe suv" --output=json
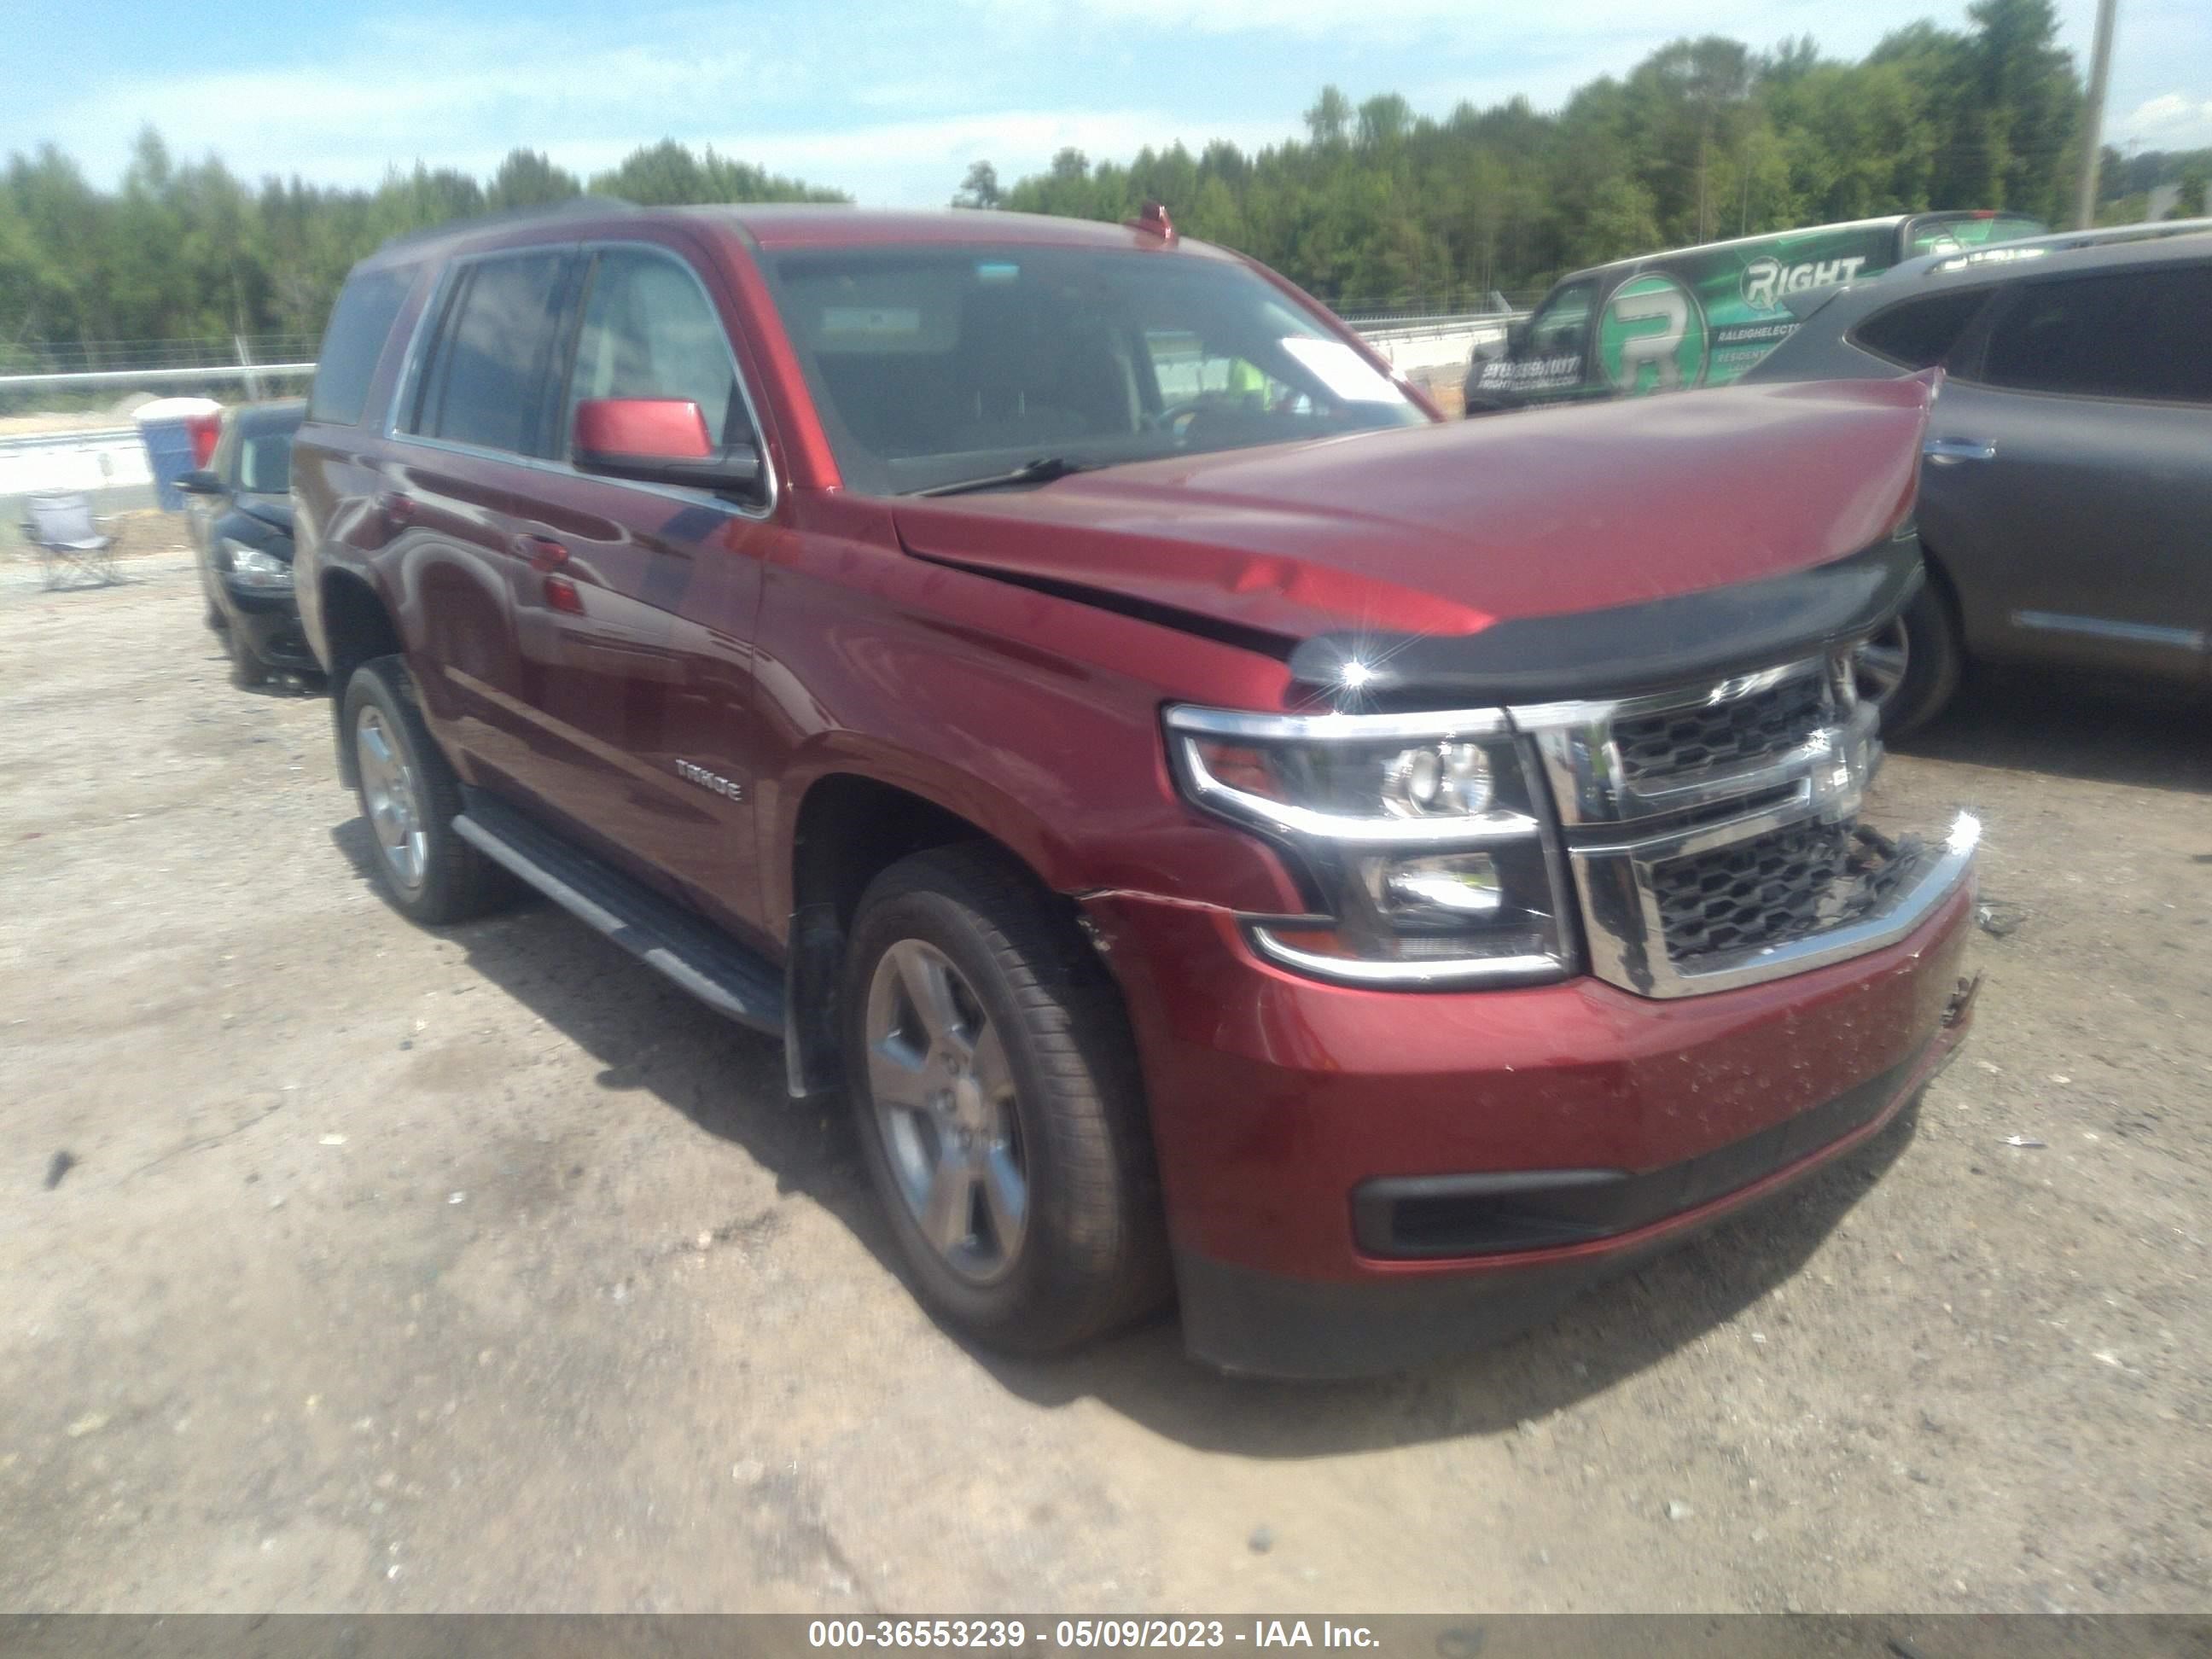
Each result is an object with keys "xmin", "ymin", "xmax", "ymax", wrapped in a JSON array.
[{"xmin": 292, "ymin": 200, "xmax": 1981, "ymax": 1378}]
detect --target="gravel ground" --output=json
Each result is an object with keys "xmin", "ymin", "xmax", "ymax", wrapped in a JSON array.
[{"xmin": 1, "ymin": 546, "xmax": 2207, "ymax": 1615}]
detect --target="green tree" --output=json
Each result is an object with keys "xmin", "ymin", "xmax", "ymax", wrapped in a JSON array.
[
  {"xmin": 486, "ymin": 149, "xmax": 583, "ymax": 211},
  {"xmin": 1304, "ymin": 87, "xmax": 1353, "ymax": 148},
  {"xmin": 952, "ymin": 160, "xmax": 1003, "ymax": 209}
]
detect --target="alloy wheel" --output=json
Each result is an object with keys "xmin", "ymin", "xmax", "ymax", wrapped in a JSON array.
[
  {"xmin": 863, "ymin": 940, "xmax": 1028, "ymax": 1284},
  {"xmin": 1854, "ymin": 620, "xmax": 1911, "ymax": 713},
  {"xmin": 356, "ymin": 706, "xmax": 428, "ymax": 892}
]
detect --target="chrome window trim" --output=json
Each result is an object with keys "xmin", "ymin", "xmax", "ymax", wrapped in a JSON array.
[{"xmin": 381, "ymin": 238, "xmax": 779, "ymax": 523}]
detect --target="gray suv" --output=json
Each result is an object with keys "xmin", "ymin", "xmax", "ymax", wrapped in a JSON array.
[{"xmin": 1743, "ymin": 221, "xmax": 2212, "ymax": 733}]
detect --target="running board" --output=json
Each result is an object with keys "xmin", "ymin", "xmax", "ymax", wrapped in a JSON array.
[{"xmin": 451, "ymin": 792, "xmax": 785, "ymax": 1036}]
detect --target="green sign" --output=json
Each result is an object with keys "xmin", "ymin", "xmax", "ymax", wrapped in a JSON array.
[{"xmin": 1599, "ymin": 273, "xmax": 1708, "ymax": 396}]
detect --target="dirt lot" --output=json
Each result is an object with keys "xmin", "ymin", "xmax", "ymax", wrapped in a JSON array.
[{"xmin": 2, "ymin": 544, "xmax": 2208, "ymax": 1615}]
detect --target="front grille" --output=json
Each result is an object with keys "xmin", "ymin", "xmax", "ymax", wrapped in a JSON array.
[
  {"xmin": 1653, "ymin": 818, "xmax": 1912, "ymax": 965},
  {"xmin": 1611, "ymin": 670, "xmax": 1828, "ymax": 783},
  {"xmin": 1517, "ymin": 650, "xmax": 1958, "ymax": 997}
]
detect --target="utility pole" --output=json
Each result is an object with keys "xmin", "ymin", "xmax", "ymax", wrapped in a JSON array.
[{"xmin": 2072, "ymin": 0, "xmax": 2119, "ymax": 229}]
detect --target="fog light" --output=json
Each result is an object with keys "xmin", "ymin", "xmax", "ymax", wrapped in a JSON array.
[{"xmin": 1368, "ymin": 852, "xmax": 1504, "ymax": 918}]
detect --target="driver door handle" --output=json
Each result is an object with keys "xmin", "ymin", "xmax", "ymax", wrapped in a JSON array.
[{"xmin": 1924, "ymin": 438, "xmax": 1997, "ymax": 465}]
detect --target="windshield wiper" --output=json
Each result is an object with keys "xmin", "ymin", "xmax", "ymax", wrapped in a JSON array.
[{"xmin": 916, "ymin": 456, "xmax": 1096, "ymax": 498}]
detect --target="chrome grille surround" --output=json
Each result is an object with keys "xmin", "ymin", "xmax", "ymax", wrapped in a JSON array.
[{"xmin": 1509, "ymin": 655, "xmax": 1979, "ymax": 998}]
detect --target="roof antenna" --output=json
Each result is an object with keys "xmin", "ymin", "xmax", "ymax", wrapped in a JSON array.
[{"xmin": 1126, "ymin": 201, "xmax": 1177, "ymax": 243}]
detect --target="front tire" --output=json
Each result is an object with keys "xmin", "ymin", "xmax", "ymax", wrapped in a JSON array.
[
  {"xmin": 341, "ymin": 655, "xmax": 513, "ymax": 924},
  {"xmin": 1858, "ymin": 578, "xmax": 1962, "ymax": 739},
  {"xmin": 842, "ymin": 845, "xmax": 1168, "ymax": 1354},
  {"xmin": 226, "ymin": 627, "xmax": 269, "ymax": 689}
]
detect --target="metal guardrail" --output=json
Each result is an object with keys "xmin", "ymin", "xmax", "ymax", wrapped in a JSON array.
[
  {"xmin": 0, "ymin": 362, "xmax": 317, "ymax": 393},
  {"xmin": 0, "ymin": 310, "xmax": 1522, "ymax": 412},
  {"xmin": 2, "ymin": 334, "xmax": 317, "ymax": 374}
]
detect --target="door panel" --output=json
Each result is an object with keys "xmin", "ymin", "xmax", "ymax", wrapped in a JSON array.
[
  {"xmin": 483, "ymin": 241, "xmax": 779, "ymax": 940},
  {"xmin": 381, "ymin": 447, "xmax": 567, "ymax": 803},
  {"xmin": 383, "ymin": 246, "xmax": 580, "ymax": 795},
  {"xmin": 487, "ymin": 469, "xmax": 773, "ymax": 940},
  {"xmin": 1922, "ymin": 266, "xmax": 2212, "ymax": 684}
]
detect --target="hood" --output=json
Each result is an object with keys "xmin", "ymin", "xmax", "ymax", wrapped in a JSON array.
[
  {"xmin": 236, "ymin": 494, "xmax": 295, "ymax": 540},
  {"xmin": 891, "ymin": 377, "xmax": 1931, "ymax": 648}
]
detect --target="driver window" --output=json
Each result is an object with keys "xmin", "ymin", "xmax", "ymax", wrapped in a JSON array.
[
  {"xmin": 566, "ymin": 247, "xmax": 746, "ymax": 451},
  {"xmin": 1528, "ymin": 282, "xmax": 1595, "ymax": 356}
]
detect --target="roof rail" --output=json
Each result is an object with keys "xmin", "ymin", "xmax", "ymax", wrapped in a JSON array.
[
  {"xmin": 377, "ymin": 195, "xmax": 638, "ymax": 252},
  {"xmin": 1923, "ymin": 215, "xmax": 2210, "ymax": 276}
]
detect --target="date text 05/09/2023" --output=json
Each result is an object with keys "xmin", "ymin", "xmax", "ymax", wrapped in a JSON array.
[{"xmin": 806, "ymin": 1621, "xmax": 1383, "ymax": 1650}]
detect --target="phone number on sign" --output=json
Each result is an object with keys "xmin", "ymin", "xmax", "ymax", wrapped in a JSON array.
[{"xmin": 807, "ymin": 1622, "xmax": 1242, "ymax": 1650}]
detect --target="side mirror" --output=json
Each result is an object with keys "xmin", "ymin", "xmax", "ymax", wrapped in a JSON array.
[
  {"xmin": 573, "ymin": 399, "xmax": 762, "ymax": 499},
  {"xmin": 176, "ymin": 469, "xmax": 222, "ymax": 496},
  {"xmin": 1505, "ymin": 319, "xmax": 1531, "ymax": 357}
]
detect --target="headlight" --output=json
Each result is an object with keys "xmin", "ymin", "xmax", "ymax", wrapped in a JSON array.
[
  {"xmin": 1164, "ymin": 704, "xmax": 1575, "ymax": 987},
  {"xmin": 220, "ymin": 538, "xmax": 293, "ymax": 590}
]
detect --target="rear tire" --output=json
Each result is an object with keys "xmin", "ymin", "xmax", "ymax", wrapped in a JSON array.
[
  {"xmin": 341, "ymin": 655, "xmax": 514, "ymax": 924},
  {"xmin": 1860, "ymin": 578, "xmax": 1961, "ymax": 739},
  {"xmin": 841, "ymin": 844, "xmax": 1169, "ymax": 1354}
]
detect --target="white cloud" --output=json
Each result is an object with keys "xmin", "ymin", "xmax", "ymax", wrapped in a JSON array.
[
  {"xmin": 979, "ymin": 0, "xmax": 1683, "ymax": 42},
  {"xmin": 2122, "ymin": 92, "xmax": 2212, "ymax": 146},
  {"xmin": 9, "ymin": 0, "xmax": 2207, "ymax": 208}
]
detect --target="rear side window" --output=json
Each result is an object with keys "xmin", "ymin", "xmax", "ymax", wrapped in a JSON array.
[
  {"xmin": 564, "ymin": 247, "xmax": 747, "ymax": 449},
  {"xmin": 1850, "ymin": 288, "xmax": 1993, "ymax": 369},
  {"xmin": 1976, "ymin": 266, "xmax": 2212, "ymax": 405},
  {"xmin": 410, "ymin": 250, "xmax": 571, "ymax": 455},
  {"xmin": 309, "ymin": 266, "xmax": 414, "ymax": 426}
]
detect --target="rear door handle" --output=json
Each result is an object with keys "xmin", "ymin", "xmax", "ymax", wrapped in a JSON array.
[
  {"xmin": 1924, "ymin": 438, "xmax": 1997, "ymax": 465},
  {"xmin": 512, "ymin": 533, "xmax": 569, "ymax": 572}
]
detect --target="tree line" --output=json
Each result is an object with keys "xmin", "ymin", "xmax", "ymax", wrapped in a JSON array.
[
  {"xmin": 4, "ymin": 0, "xmax": 2208, "ymax": 363},
  {"xmin": 972, "ymin": 0, "xmax": 2202, "ymax": 306},
  {"xmin": 0, "ymin": 137, "xmax": 845, "ymax": 358}
]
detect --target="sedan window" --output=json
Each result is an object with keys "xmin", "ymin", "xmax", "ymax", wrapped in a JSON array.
[{"xmin": 237, "ymin": 431, "xmax": 294, "ymax": 494}]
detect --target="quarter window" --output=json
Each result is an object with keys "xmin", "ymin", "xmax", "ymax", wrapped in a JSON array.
[
  {"xmin": 1849, "ymin": 289, "xmax": 1992, "ymax": 370},
  {"xmin": 564, "ymin": 248, "xmax": 746, "ymax": 450},
  {"xmin": 309, "ymin": 265, "xmax": 414, "ymax": 426},
  {"xmin": 1976, "ymin": 266, "xmax": 2212, "ymax": 405},
  {"xmin": 410, "ymin": 250, "xmax": 571, "ymax": 455}
]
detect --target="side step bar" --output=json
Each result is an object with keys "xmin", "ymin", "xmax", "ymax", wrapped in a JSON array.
[{"xmin": 451, "ymin": 791, "xmax": 786, "ymax": 1037}]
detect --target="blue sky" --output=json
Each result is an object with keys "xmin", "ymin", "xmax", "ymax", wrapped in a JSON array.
[{"xmin": 5, "ymin": 0, "xmax": 2208, "ymax": 206}]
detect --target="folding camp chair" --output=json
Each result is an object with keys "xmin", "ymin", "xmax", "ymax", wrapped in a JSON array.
[{"xmin": 21, "ymin": 492, "xmax": 121, "ymax": 590}]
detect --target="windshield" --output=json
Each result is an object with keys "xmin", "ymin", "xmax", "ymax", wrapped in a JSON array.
[{"xmin": 763, "ymin": 244, "xmax": 1428, "ymax": 495}]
